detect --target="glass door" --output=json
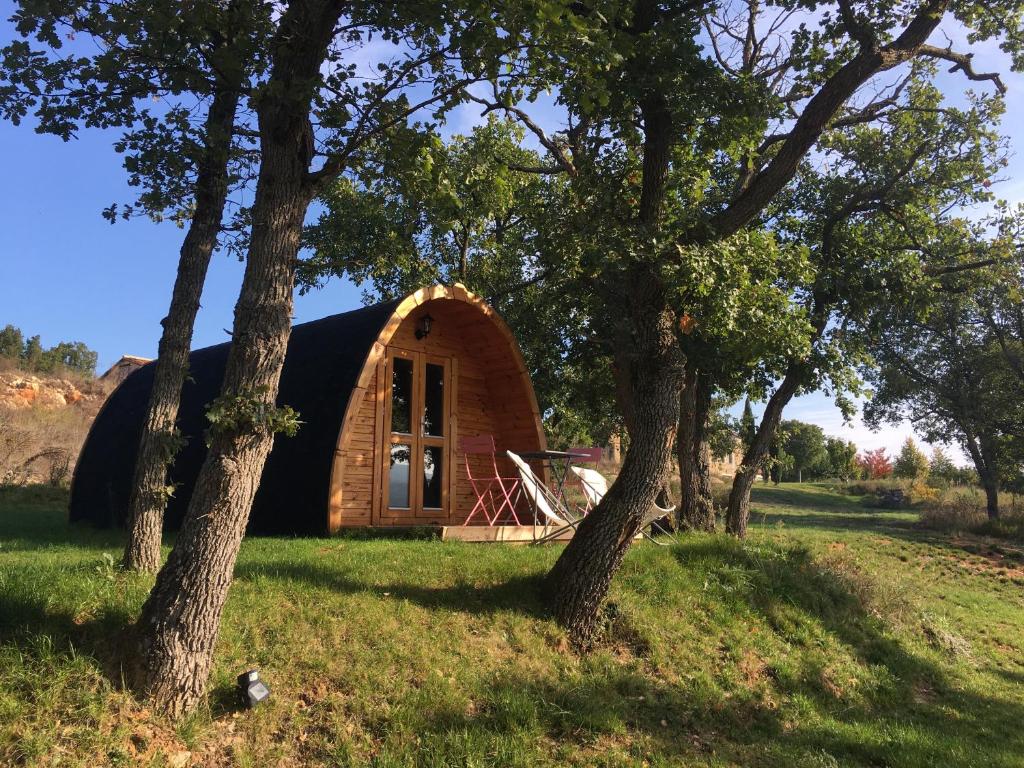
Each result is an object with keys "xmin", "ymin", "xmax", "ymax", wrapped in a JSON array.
[{"xmin": 383, "ymin": 348, "xmax": 450, "ymax": 518}]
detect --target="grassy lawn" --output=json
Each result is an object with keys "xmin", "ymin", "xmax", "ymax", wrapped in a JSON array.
[{"xmin": 1, "ymin": 483, "xmax": 1022, "ymax": 767}]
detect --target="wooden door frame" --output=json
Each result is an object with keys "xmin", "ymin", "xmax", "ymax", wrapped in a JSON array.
[{"xmin": 378, "ymin": 346, "xmax": 453, "ymax": 522}]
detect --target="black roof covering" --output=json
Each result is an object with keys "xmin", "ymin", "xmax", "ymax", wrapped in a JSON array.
[{"xmin": 70, "ymin": 298, "xmax": 402, "ymax": 536}]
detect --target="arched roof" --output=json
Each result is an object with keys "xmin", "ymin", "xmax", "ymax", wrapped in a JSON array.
[{"xmin": 69, "ymin": 285, "xmax": 540, "ymax": 535}]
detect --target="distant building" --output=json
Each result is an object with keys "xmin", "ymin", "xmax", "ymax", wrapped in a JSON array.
[
  {"xmin": 710, "ymin": 440, "xmax": 744, "ymax": 479},
  {"xmin": 602, "ymin": 433, "xmax": 622, "ymax": 464},
  {"xmin": 97, "ymin": 355, "xmax": 151, "ymax": 388},
  {"xmin": 601, "ymin": 432, "xmax": 746, "ymax": 478}
]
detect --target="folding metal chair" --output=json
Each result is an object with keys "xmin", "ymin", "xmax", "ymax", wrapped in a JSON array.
[
  {"xmin": 569, "ymin": 465, "xmax": 676, "ymax": 546},
  {"xmin": 505, "ymin": 450, "xmax": 585, "ymax": 543},
  {"xmin": 460, "ymin": 435, "xmax": 522, "ymax": 525},
  {"xmin": 571, "ymin": 465, "xmax": 608, "ymax": 515}
]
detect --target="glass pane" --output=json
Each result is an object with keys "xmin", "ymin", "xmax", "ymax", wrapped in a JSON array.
[
  {"xmin": 423, "ymin": 445, "xmax": 444, "ymax": 509},
  {"xmin": 389, "ymin": 443, "xmax": 411, "ymax": 508},
  {"xmin": 391, "ymin": 357, "xmax": 413, "ymax": 434},
  {"xmin": 423, "ymin": 363, "xmax": 445, "ymax": 437}
]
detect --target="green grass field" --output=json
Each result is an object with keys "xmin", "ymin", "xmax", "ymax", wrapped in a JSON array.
[{"xmin": 1, "ymin": 483, "xmax": 1022, "ymax": 767}]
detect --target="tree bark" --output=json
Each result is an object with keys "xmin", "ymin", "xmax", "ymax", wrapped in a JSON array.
[
  {"xmin": 612, "ymin": 341, "xmax": 676, "ymax": 521},
  {"xmin": 123, "ymin": 84, "xmax": 241, "ymax": 573},
  {"xmin": 547, "ymin": 269, "xmax": 684, "ymax": 648},
  {"xmin": 725, "ymin": 365, "xmax": 802, "ymax": 537},
  {"xmin": 677, "ymin": 366, "xmax": 715, "ymax": 531},
  {"xmin": 963, "ymin": 428, "xmax": 1000, "ymax": 520},
  {"xmin": 133, "ymin": 0, "xmax": 343, "ymax": 719}
]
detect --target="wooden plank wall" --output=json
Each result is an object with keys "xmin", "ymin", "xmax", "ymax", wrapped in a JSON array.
[{"xmin": 331, "ymin": 296, "xmax": 545, "ymax": 529}]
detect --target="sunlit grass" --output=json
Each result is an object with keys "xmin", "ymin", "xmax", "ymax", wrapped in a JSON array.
[{"xmin": 1, "ymin": 483, "xmax": 1022, "ymax": 766}]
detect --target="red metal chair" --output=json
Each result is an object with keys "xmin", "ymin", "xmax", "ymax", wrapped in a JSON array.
[{"xmin": 459, "ymin": 435, "xmax": 523, "ymax": 525}]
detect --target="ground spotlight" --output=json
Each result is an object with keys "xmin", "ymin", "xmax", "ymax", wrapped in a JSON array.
[{"xmin": 237, "ymin": 669, "xmax": 270, "ymax": 708}]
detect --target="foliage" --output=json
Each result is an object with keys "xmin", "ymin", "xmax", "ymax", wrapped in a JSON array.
[
  {"xmin": 739, "ymin": 399, "xmax": 756, "ymax": 453},
  {"xmin": 919, "ymin": 487, "xmax": 1024, "ymax": 541},
  {"xmin": 894, "ymin": 438, "xmax": 931, "ymax": 480},
  {"xmin": 0, "ymin": 324, "xmax": 97, "ymax": 376},
  {"xmin": 766, "ymin": 425, "xmax": 794, "ymax": 485},
  {"xmin": 781, "ymin": 420, "xmax": 829, "ymax": 482},
  {"xmin": 0, "ymin": 0, "xmax": 274, "ymax": 232},
  {"xmin": 928, "ymin": 446, "xmax": 959, "ymax": 487},
  {"xmin": 707, "ymin": 408, "xmax": 739, "ymax": 461},
  {"xmin": 0, "ymin": 325, "xmax": 24, "ymax": 360},
  {"xmin": 862, "ymin": 221, "xmax": 1024, "ymax": 511},
  {"xmin": 825, "ymin": 437, "xmax": 859, "ymax": 482},
  {"xmin": 833, "ymin": 478, "xmax": 904, "ymax": 497},
  {"xmin": 205, "ymin": 390, "xmax": 301, "ymax": 443},
  {"xmin": 858, "ymin": 448, "xmax": 894, "ymax": 480}
]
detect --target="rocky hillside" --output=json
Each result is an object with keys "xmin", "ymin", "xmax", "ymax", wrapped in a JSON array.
[
  {"xmin": 0, "ymin": 368, "xmax": 110, "ymax": 485},
  {"xmin": 0, "ymin": 371, "xmax": 106, "ymax": 411}
]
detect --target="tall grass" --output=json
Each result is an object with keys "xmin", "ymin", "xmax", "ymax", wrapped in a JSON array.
[{"xmin": 919, "ymin": 487, "xmax": 1024, "ymax": 540}]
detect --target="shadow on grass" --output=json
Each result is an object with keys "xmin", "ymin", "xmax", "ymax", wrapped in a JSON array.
[
  {"xmin": 235, "ymin": 538, "xmax": 1024, "ymax": 765},
  {"xmin": 0, "ymin": 485, "xmax": 125, "ymax": 550},
  {"xmin": 750, "ymin": 483, "xmax": 870, "ymax": 512},
  {"xmin": 750, "ymin": 503, "xmax": 1024, "ymax": 569},
  {"xmin": 0, "ymin": 590, "xmax": 135, "ymax": 689},
  {"xmin": 4, "ymin": 484, "xmax": 1022, "ymax": 764},
  {"xmin": 287, "ymin": 533, "xmax": 1024, "ymax": 766},
  {"xmin": 233, "ymin": 559, "xmax": 550, "ymax": 619},
  {"xmin": 661, "ymin": 537, "xmax": 1024, "ymax": 765}
]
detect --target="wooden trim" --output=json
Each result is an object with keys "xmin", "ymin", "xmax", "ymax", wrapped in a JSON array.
[
  {"xmin": 370, "ymin": 356, "xmax": 386, "ymax": 525},
  {"xmin": 382, "ymin": 347, "xmax": 416, "ymax": 516},
  {"xmin": 418, "ymin": 354, "xmax": 450, "ymax": 518},
  {"xmin": 327, "ymin": 284, "xmax": 547, "ymax": 533},
  {"xmin": 447, "ymin": 356, "xmax": 459, "ymax": 525}
]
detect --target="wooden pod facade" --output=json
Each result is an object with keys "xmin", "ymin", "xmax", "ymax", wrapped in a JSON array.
[{"xmin": 70, "ymin": 285, "xmax": 547, "ymax": 535}]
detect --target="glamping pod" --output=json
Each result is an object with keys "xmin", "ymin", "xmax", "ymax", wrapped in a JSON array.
[{"xmin": 70, "ymin": 285, "xmax": 547, "ymax": 535}]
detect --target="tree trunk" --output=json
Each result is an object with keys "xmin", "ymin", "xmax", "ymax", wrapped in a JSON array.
[
  {"xmin": 123, "ymin": 85, "xmax": 241, "ymax": 573},
  {"xmin": 983, "ymin": 481, "xmax": 1000, "ymax": 520},
  {"xmin": 133, "ymin": 0, "xmax": 343, "ymax": 719},
  {"xmin": 726, "ymin": 366, "xmax": 802, "ymax": 537},
  {"xmin": 611, "ymin": 325, "xmax": 676, "ymax": 517},
  {"xmin": 979, "ymin": 434, "xmax": 1000, "ymax": 520},
  {"xmin": 546, "ymin": 270, "xmax": 684, "ymax": 648},
  {"xmin": 964, "ymin": 429, "xmax": 1000, "ymax": 520},
  {"xmin": 677, "ymin": 366, "xmax": 715, "ymax": 531}
]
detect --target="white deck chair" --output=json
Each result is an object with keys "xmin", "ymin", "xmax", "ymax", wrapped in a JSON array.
[
  {"xmin": 571, "ymin": 466, "xmax": 676, "ymax": 545},
  {"xmin": 505, "ymin": 451, "xmax": 577, "ymax": 539}
]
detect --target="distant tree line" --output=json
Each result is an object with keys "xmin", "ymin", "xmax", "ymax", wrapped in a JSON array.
[
  {"xmin": 743, "ymin": 416, "xmax": 979, "ymax": 488},
  {"xmin": 0, "ymin": 324, "xmax": 98, "ymax": 377}
]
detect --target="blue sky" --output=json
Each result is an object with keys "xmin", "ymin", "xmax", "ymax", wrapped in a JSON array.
[{"xmin": 1, "ymin": 7, "xmax": 1020, "ymax": 466}]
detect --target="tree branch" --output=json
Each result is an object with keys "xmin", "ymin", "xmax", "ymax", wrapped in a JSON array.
[
  {"xmin": 464, "ymin": 86, "xmax": 578, "ymax": 177},
  {"xmin": 695, "ymin": 0, "xmax": 953, "ymax": 244},
  {"xmin": 918, "ymin": 44, "xmax": 1007, "ymax": 94}
]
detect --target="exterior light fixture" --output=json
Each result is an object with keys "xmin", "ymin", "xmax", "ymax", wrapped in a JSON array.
[
  {"xmin": 415, "ymin": 313, "xmax": 434, "ymax": 340},
  {"xmin": 237, "ymin": 669, "xmax": 270, "ymax": 708}
]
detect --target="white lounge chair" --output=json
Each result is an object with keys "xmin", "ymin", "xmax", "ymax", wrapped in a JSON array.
[
  {"xmin": 570, "ymin": 465, "xmax": 676, "ymax": 545},
  {"xmin": 505, "ymin": 450, "xmax": 575, "ymax": 529}
]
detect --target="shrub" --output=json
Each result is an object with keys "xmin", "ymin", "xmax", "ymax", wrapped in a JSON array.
[
  {"xmin": 918, "ymin": 488, "xmax": 1024, "ymax": 540},
  {"xmin": 0, "ymin": 407, "xmax": 92, "ymax": 487},
  {"xmin": 833, "ymin": 479, "xmax": 904, "ymax": 497},
  {"xmin": 711, "ymin": 481, "xmax": 732, "ymax": 511},
  {"xmin": 918, "ymin": 489, "xmax": 988, "ymax": 531}
]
